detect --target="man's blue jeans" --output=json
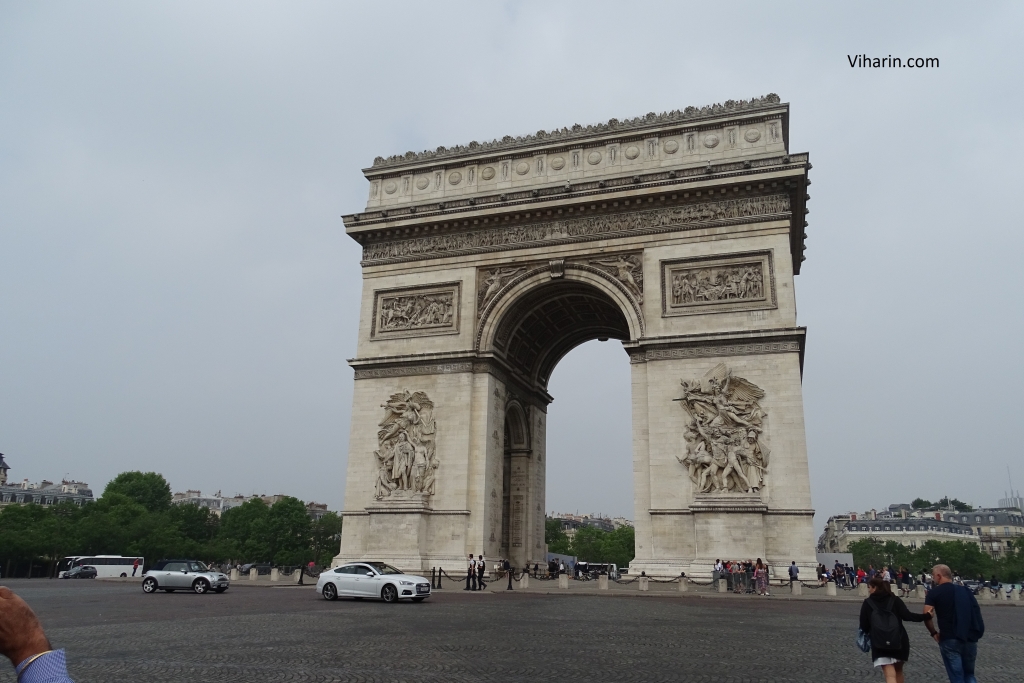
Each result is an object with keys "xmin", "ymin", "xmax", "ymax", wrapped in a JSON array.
[{"xmin": 938, "ymin": 639, "xmax": 977, "ymax": 683}]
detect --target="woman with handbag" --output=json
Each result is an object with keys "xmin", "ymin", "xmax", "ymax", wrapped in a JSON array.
[{"xmin": 858, "ymin": 577, "xmax": 933, "ymax": 683}]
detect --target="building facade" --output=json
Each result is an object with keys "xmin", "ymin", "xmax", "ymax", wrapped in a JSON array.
[
  {"xmin": 818, "ymin": 502, "xmax": 1024, "ymax": 558},
  {"xmin": 0, "ymin": 455, "xmax": 94, "ymax": 508}
]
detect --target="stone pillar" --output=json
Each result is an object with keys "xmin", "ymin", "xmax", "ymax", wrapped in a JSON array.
[
  {"xmin": 249, "ymin": 568, "xmax": 258, "ymax": 581},
  {"xmin": 914, "ymin": 585, "xmax": 926, "ymax": 599},
  {"xmin": 293, "ymin": 569, "xmax": 303, "ymax": 581},
  {"xmin": 678, "ymin": 578, "xmax": 689, "ymax": 592},
  {"xmin": 598, "ymin": 574, "xmax": 609, "ymax": 590},
  {"xmin": 518, "ymin": 573, "xmax": 529, "ymax": 589},
  {"xmin": 270, "ymin": 568, "xmax": 280, "ymax": 582},
  {"xmin": 639, "ymin": 577, "xmax": 649, "ymax": 591},
  {"xmin": 791, "ymin": 580, "xmax": 802, "ymax": 596},
  {"xmin": 230, "ymin": 569, "xmax": 239, "ymax": 581},
  {"xmin": 558, "ymin": 574, "xmax": 569, "ymax": 589},
  {"xmin": 858, "ymin": 582, "xmax": 869, "ymax": 597},
  {"xmin": 1009, "ymin": 588, "xmax": 1019, "ymax": 602},
  {"xmin": 825, "ymin": 581, "xmax": 837, "ymax": 596},
  {"xmin": 979, "ymin": 588, "xmax": 992, "ymax": 601},
  {"xmin": 717, "ymin": 579, "xmax": 728, "ymax": 593}
]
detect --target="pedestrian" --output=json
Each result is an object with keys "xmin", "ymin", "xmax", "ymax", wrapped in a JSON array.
[
  {"xmin": 988, "ymin": 574, "xmax": 1000, "ymax": 598},
  {"xmin": 464, "ymin": 554, "xmax": 476, "ymax": 591},
  {"xmin": 923, "ymin": 563, "xmax": 984, "ymax": 683},
  {"xmin": 859, "ymin": 576, "xmax": 932, "ymax": 683},
  {"xmin": 788, "ymin": 560, "xmax": 799, "ymax": 587},
  {"xmin": 476, "ymin": 555, "xmax": 487, "ymax": 591},
  {"xmin": 503, "ymin": 558, "xmax": 513, "ymax": 590},
  {"xmin": 754, "ymin": 558, "xmax": 769, "ymax": 596},
  {"xmin": 558, "ymin": 560, "xmax": 565, "ymax": 576},
  {"xmin": 131, "ymin": 558, "xmax": 139, "ymax": 577},
  {"xmin": 0, "ymin": 586, "xmax": 74, "ymax": 682}
]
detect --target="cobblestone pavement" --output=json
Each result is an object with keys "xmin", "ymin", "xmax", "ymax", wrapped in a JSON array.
[{"xmin": 2, "ymin": 579, "xmax": 1021, "ymax": 682}]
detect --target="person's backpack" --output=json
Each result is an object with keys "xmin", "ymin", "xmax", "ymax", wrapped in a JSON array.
[{"xmin": 867, "ymin": 597, "xmax": 902, "ymax": 650}]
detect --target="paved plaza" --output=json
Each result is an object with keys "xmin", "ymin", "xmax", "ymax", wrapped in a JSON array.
[{"xmin": 2, "ymin": 578, "xmax": 1021, "ymax": 682}]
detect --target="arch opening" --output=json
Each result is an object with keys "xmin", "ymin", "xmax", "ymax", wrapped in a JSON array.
[{"xmin": 488, "ymin": 279, "xmax": 633, "ymax": 390}]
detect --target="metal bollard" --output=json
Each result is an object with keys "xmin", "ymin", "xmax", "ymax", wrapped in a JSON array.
[
  {"xmin": 639, "ymin": 577, "xmax": 649, "ymax": 591},
  {"xmin": 826, "ymin": 581, "xmax": 837, "ymax": 596},
  {"xmin": 598, "ymin": 574, "xmax": 609, "ymax": 590}
]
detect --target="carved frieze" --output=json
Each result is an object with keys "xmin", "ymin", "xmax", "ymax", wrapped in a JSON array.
[
  {"xmin": 478, "ymin": 267, "xmax": 526, "ymax": 315},
  {"xmin": 674, "ymin": 363, "xmax": 769, "ymax": 495},
  {"xmin": 371, "ymin": 282, "xmax": 461, "ymax": 340},
  {"xmin": 373, "ymin": 391, "xmax": 439, "ymax": 500},
  {"xmin": 661, "ymin": 251, "xmax": 776, "ymax": 317},
  {"xmin": 363, "ymin": 194, "xmax": 790, "ymax": 263}
]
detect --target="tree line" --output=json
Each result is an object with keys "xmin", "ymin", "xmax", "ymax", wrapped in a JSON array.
[
  {"xmin": 0, "ymin": 471, "xmax": 342, "ymax": 578},
  {"xmin": 848, "ymin": 537, "xmax": 1023, "ymax": 582},
  {"xmin": 545, "ymin": 519, "xmax": 635, "ymax": 568}
]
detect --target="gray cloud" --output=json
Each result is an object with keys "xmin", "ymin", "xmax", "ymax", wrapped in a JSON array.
[{"xmin": 2, "ymin": 2, "xmax": 1022, "ymax": 531}]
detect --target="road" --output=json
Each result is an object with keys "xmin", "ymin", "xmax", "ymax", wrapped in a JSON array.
[{"xmin": 2, "ymin": 578, "xmax": 1021, "ymax": 682}]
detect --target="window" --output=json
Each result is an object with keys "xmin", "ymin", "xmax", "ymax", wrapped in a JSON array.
[
  {"xmin": 163, "ymin": 562, "xmax": 187, "ymax": 572},
  {"xmin": 884, "ymin": 526, "xmax": 891, "ymax": 531},
  {"xmin": 861, "ymin": 525, "xmax": 868, "ymax": 531},
  {"xmin": 989, "ymin": 515, "xmax": 996, "ymax": 522},
  {"xmin": 975, "ymin": 516, "xmax": 981, "ymax": 522},
  {"xmin": 1005, "ymin": 527, "xmax": 1011, "ymax": 536}
]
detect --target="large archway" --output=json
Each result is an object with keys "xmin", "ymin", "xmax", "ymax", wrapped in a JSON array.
[{"xmin": 336, "ymin": 96, "xmax": 817, "ymax": 577}]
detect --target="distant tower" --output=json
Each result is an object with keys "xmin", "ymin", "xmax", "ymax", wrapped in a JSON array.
[{"xmin": 0, "ymin": 453, "xmax": 8, "ymax": 486}]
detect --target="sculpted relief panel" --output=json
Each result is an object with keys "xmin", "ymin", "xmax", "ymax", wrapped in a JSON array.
[
  {"xmin": 363, "ymin": 194, "xmax": 790, "ymax": 263},
  {"xmin": 371, "ymin": 282, "xmax": 461, "ymax": 339},
  {"xmin": 675, "ymin": 364, "xmax": 769, "ymax": 495},
  {"xmin": 373, "ymin": 391, "xmax": 439, "ymax": 500},
  {"xmin": 661, "ymin": 251, "xmax": 775, "ymax": 317}
]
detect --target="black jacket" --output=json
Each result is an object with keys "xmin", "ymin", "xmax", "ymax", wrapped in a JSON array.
[{"xmin": 859, "ymin": 593, "xmax": 929, "ymax": 662}]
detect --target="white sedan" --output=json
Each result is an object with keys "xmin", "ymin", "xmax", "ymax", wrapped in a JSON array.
[{"xmin": 317, "ymin": 561, "xmax": 431, "ymax": 603}]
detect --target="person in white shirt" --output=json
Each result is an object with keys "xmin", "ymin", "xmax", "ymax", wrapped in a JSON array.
[
  {"xmin": 464, "ymin": 554, "xmax": 476, "ymax": 591},
  {"xmin": 476, "ymin": 555, "xmax": 487, "ymax": 591}
]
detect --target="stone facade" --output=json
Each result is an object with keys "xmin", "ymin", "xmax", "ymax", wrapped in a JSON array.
[{"xmin": 335, "ymin": 95, "xmax": 816, "ymax": 577}]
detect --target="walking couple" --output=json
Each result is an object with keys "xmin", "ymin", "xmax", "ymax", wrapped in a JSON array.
[
  {"xmin": 859, "ymin": 564, "xmax": 983, "ymax": 683},
  {"xmin": 464, "ymin": 554, "xmax": 487, "ymax": 591}
]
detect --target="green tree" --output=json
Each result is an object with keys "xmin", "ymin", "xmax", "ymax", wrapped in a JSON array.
[
  {"xmin": 310, "ymin": 512, "xmax": 343, "ymax": 567},
  {"xmin": 911, "ymin": 498, "xmax": 932, "ymax": 510},
  {"xmin": 545, "ymin": 519, "xmax": 571, "ymax": 555},
  {"xmin": 103, "ymin": 472, "xmax": 172, "ymax": 512},
  {"xmin": 219, "ymin": 498, "xmax": 271, "ymax": 561},
  {"xmin": 265, "ymin": 497, "xmax": 313, "ymax": 566},
  {"xmin": 168, "ymin": 503, "xmax": 219, "ymax": 544}
]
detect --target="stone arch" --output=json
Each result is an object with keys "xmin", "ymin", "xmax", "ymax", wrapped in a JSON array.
[
  {"xmin": 477, "ymin": 264, "xmax": 643, "ymax": 389},
  {"xmin": 504, "ymin": 399, "xmax": 531, "ymax": 451}
]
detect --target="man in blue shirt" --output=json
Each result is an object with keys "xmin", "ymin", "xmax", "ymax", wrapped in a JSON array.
[
  {"xmin": 0, "ymin": 586, "xmax": 74, "ymax": 683},
  {"xmin": 924, "ymin": 564, "xmax": 984, "ymax": 683}
]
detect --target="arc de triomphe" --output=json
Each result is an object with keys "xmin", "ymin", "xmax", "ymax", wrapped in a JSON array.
[{"xmin": 334, "ymin": 94, "xmax": 816, "ymax": 577}]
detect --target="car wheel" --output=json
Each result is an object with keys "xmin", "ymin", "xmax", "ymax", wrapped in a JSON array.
[
  {"xmin": 120, "ymin": 572, "xmax": 128, "ymax": 578},
  {"xmin": 381, "ymin": 584, "xmax": 398, "ymax": 603},
  {"xmin": 412, "ymin": 597, "xmax": 426, "ymax": 602},
  {"xmin": 142, "ymin": 578, "xmax": 158, "ymax": 593},
  {"xmin": 322, "ymin": 583, "xmax": 338, "ymax": 601},
  {"xmin": 193, "ymin": 579, "xmax": 210, "ymax": 594}
]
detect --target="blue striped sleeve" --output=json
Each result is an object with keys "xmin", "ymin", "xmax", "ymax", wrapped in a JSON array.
[{"xmin": 15, "ymin": 649, "xmax": 74, "ymax": 683}]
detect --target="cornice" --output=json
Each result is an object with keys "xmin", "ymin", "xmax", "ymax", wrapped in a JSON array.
[{"xmin": 367, "ymin": 95, "xmax": 785, "ymax": 171}]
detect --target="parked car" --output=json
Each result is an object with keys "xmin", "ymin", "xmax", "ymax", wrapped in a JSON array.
[
  {"xmin": 142, "ymin": 560, "xmax": 230, "ymax": 594},
  {"xmin": 63, "ymin": 565, "xmax": 97, "ymax": 579},
  {"xmin": 239, "ymin": 563, "xmax": 271, "ymax": 575},
  {"xmin": 317, "ymin": 562, "xmax": 430, "ymax": 603},
  {"xmin": 962, "ymin": 580, "xmax": 982, "ymax": 595}
]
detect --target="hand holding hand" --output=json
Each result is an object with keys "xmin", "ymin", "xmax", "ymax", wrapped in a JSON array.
[{"xmin": 0, "ymin": 586, "xmax": 51, "ymax": 666}]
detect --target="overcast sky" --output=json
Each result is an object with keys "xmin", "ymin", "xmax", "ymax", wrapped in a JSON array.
[{"xmin": 2, "ymin": 2, "xmax": 1022, "ymax": 531}]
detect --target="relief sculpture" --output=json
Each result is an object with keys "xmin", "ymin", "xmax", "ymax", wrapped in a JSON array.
[
  {"xmin": 670, "ymin": 262, "xmax": 763, "ymax": 306},
  {"xmin": 478, "ymin": 267, "xmax": 525, "ymax": 314},
  {"xmin": 374, "ymin": 391, "xmax": 439, "ymax": 500},
  {"xmin": 363, "ymin": 195, "xmax": 790, "ymax": 262},
  {"xmin": 589, "ymin": 254, "xmax": 643, "ymax": 303},
  {"xmin": 674, "ymin": 363, "xmax": 769, "ymax": 494},
  {"xmin": 372, "ymin": 283, "xmax": 460, "ymax": 339}
]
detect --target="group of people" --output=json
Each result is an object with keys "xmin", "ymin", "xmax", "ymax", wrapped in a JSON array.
[
  {"xmin": 712, "ymin": 559, "xmax": 772, "ymax": 595},
  {"xmin": 858, "ymin": 564, "xmax": 984, "ymax": 683},
  {"xmin": 464, "ymin": 554, "xmax": 515, "ymax": 591}
]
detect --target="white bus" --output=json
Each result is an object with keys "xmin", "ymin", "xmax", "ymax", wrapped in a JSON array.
[{"xmin": 57, "ymin": 555, "xmax": 144, "ymax": 578}]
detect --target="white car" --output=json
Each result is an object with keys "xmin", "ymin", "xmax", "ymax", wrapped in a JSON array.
[{"xmin": 317, "ymin": 562, "xmax": 431, "ymax": 603}]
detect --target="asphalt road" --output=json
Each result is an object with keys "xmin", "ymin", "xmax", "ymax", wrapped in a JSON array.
[{"xmin": 2, "ymin": 579, "xmax": 1021, "ymax": 682}]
